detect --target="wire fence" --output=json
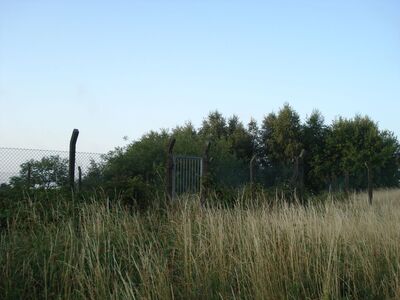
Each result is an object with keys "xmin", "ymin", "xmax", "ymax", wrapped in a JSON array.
[
  {"xmin": 0, "ymin": 146, "xmax": 358, "ymax": 192},
  {"xmin": 0, "ymin": 139, "xmax": 386, "ymax": 206},
  {"xmin": 0, "ymin": 147, "xmax": 104, "ymax": 186}
]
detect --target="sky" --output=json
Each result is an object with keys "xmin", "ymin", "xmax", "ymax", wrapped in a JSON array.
[{"xmin": 0, "ymin": 0, "xmax": 399, "ymax": 153}]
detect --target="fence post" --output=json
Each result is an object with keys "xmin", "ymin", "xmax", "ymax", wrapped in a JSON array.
[
  {"xmin": 78, "ymin": 166, "xmax": 82, "ymax": 192},
  {"xmin": 365, "ymin": 162, "xmax": 373, "ymax": 204},
  {"xmin": 292, "ymin": 149, "xmax": 306, "ymax": 203},
  {"xmin": 298, "ymin": 149, "xmax": 306, "ymax": 204},
  {"xmin": 166, "ymin": 137, "xmax": 176, "ymax": 201},
  {"xmin": 330, "ymin": 172, "xmax": 337, "ymax": 194},
  {"xmin": 69, "ymin": 129, "xmax": 79, "ymax": 191},
  {"xmin": 291, "ymin": 156, "xmax": 299, "ymax": 204},
  {"xmin": 249, "ymin": 155, "xmax": 256, "ymax": 198},
  {"xmin": 344, "ymin": 170, "xmax": 350, "ymax": 198},
  {"xmin": 27, "ymin": 163, "xmax": 31, "ymax": 189},
  {"xmin": 201, "ymin": 141, "xmax": 211, "ymax": 206}
]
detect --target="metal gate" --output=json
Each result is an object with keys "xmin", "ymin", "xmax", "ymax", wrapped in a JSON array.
[{"xmin": 173, "ymin": 155, "xmax": 203, "ymax": 197}]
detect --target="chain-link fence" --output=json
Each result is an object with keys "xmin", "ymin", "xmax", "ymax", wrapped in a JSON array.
[
  {"xmin": 0, "ymin": 142, "xmax": 386, "ymax": 205},
  {"xmin": 0, "ymin": 147, "xmax": 104, "ymax": 187}
]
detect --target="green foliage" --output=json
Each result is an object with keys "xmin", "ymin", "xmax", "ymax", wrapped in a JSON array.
[
  {"xmin": 70, "ymin": 106, "xmax": 400, "ymax": 203},
  {"xmin": 325, "ymin": 116, "xmax": 400, "ymax": 189},
  {"xmin": 302, "ymin": 110, "xmax": 330, "ymax": 191},
  {"xmin": 80, "ymin": 112, "xmax": 258, "ymax": 205},
  {"xmin": 260, "ymin": 104, "xmax": 303, "ymax": 187},
  {"xmin": 84, "ymin": 130, "xmax": 170, "ymax": 202},
  {"xmin": 6, "ymin": 104, "xmax": 399, "ymax": 205},
  {"xmin": 9, "ymin": 155, "xmax": 68, "ymax": 189},
  {"xmin": 199, "ymin": 110, "xmax": 228, "ymax": 140},
  {"xmin": 261, "ymin": 104, "xmax": 303, "ymax": 165}
]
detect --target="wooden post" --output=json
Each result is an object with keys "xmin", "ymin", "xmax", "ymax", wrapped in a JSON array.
[
  {"xmin": 249, "ymin": 155, "xmax": 256, "ymax": 198},
  {"xmin": 69, "ymin": 129, "xmax": 79, "ymax": 191},
  {"xmin": 292, "ymin": 149, "xmax": 306, "ymax": 203},
  {"xmin": 166, "ymin": 137, "xmax": 176, "ymax": 201},
  {"xmin": 200, "ymin": 141, "xmax": 211, "ymax": 206},
  {"xmin": 27, "ymin": 163, "xmax": 31, "ymax": 189},
  {"xmin": 298, "ymin": 149, "xmax": 306, "ymax": 204},
  {"xmin": 331, "ymin": 172, "xmax": 337, "ymax": 193},
  {"xmin": 78, "ymin": 166, "xmax": 82, "ymax": 192},
  {"xmin": 291, "ymin": 156, "xmax": 299, "ymax": 204},
  {"xmin": 344, "ymin": 170, "xmax": 350, "ymax": 197},
  {"xmin": 365, "ymin": 162, "xmax": 373, "ymax": 205}
]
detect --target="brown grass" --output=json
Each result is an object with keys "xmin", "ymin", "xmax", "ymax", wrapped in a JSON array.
[{"xmin": 1, "ymin": 189, "xmax": 400, "ymax": 299}]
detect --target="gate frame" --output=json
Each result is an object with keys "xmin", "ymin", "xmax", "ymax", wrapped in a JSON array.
[{"xmin": 172, "ymin": 154, "xmax": 203, "ymax": 199}]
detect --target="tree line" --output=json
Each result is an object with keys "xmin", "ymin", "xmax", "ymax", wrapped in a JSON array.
[
  {"xmin": 3, "ymin": 104, "xmax": 400, "ymax": 203},
  {"xmin": 84, "ymin": 104, "xmax": 399, "ymax": 199}
]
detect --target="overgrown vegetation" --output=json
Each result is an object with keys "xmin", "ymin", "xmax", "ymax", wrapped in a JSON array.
[
  {"xmin": 87, "ymin": 105, "xmax": 400, "ymax": 201},
  {"xmin": 1, "ymin": 190, "xmax": 400, "ymax": 299},
  {"xmin": 3, "ymin": 104, "xmax": 399, "ymax": 206}
]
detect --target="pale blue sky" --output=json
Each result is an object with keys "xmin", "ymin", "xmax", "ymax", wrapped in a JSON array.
[{"xmin": 1, "ymin": 0, "xmax": 399, "ymax": 153}]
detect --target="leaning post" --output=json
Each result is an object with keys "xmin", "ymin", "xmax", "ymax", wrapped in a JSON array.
[
  {"xmin": 200, "ymin": 141, "xmax": 211, "ymax": 206},
  {"xmin": 292, "ymin": 156, "xmax": 299, "ymax": 203},
  {"xmin": 69, "ymin": 129, "xmax": 79, "ymax": 192},
  {"xmin": 249, "ymin": 155, "xmax": 256, "ymax": 198},
  {"xmin": 365, "ymin": 162, "xmax": 373, "ymax": 205},
  {"xmin": 166, "ymin": 137, "xmax": 176, "ymax": 202},
  {"xmin": 298, "ymin": 149, "xmax": 306, "ymax": 204}
]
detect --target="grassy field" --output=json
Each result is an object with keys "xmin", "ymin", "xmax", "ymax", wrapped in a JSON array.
[{"xmin": 1, "ymin": 190, "xmax": 400, "ymax": 299}]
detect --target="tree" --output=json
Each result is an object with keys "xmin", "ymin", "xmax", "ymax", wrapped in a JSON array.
[
  {"xmin": 227, "ymin": 116, "xmax": 253, "ymax": 161},
  {"xmin": 68, "ymin": 106, "xmax": 399, "ymax": 204},
  {"xmin": 302, "ymin": 110, "xmax": 329, "ymax": 191},
  {"xmin": 199, "ymin": 111, "xmax": 228, "ymax": 140},
  {"xmin": 373, "ymin": 130, "xmax": 400, "ymax": 187},
  {"xmin": 248, "ymin": 118, "xmax": 262, "ymax": 158},
  {"xmin": 81, "ymin": 158, "xmax": 106, "ymax": 188},
  {"xmin": 261, "ymin": 104, "xmax": 303, "ymax": 185},
  {"xmin": 101, "ymin": 129, "xmax": 170, "ymax": 190},
  {"xmin": 325, "ymin": 115, "xmax": 399, "ymax": 190},
  {"xmin": 261, "ymin": 104, "xmax": 302, "ymax": 165},
  {"xmin": 10, "ymin": 155, "xmax": 68, "ymax": 189},
  {"xmin": 172, "ymin": 122, "xmax": 203, "ymax": 155}
]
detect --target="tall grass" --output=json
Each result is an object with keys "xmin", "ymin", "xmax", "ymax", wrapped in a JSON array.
[{"xmin": 1, "ymin": 190, "xmax": 400, "ymax": 299}]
